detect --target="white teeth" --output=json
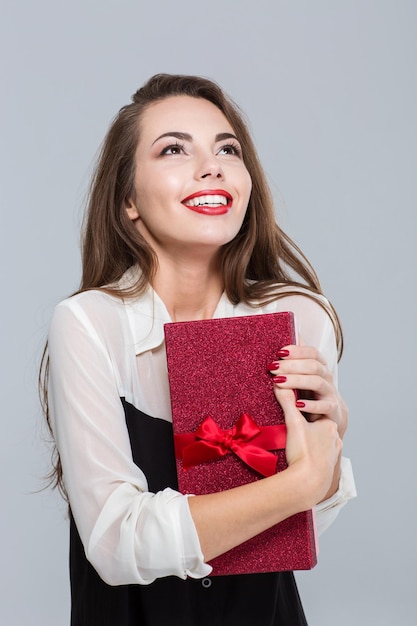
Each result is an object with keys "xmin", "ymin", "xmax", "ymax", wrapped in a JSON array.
[{"xmin": 185, "ymin": 194, "xmax": 229, "ymax": 207}]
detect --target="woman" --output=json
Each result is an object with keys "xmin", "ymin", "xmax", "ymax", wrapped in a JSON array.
[{"xmin": 42, "ymin": 74, "xmax": 355, "ymax": 625}]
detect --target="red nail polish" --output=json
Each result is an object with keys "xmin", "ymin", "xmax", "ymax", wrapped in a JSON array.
[
  {"xmin": 272, "ymin": 375, "xmax": 287, "ymax": 384},
  {"xmin": 295, "ymin": 400, "xmax": 306, "ymax": 408},
  {"xmin": 267, "ymin": 361, "xmax": 280, "ymax": 370},
  {"xmin": 277, "ymin": 349, "xmax": 290, "ymax": 358}
]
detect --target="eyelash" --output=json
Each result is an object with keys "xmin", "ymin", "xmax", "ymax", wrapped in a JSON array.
[
  {"xmin": 159, "ymin": 141, "xmax": 243, "ymax": 158},
  {"xmin": 159, "ymin": 142, "xmax": 185, "ymax": 156},
  {"xmin": 218, "ymin": 142, "xmax": 242, "ymax": 157}
]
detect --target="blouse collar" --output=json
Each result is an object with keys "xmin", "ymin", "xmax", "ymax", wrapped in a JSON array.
[{"xmin": 118, "ymin": 266, "xmax": 252, "ymax": 356}]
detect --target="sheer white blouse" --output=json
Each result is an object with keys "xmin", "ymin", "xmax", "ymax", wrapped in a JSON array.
[{"xmin": 48, "ymin": 269, "xmax": 356, "ymax": 586}]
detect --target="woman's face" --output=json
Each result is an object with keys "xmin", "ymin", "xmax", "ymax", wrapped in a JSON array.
[{"xmin": 126, "ymin": 96, "xmax": 252, "ymax": 258}]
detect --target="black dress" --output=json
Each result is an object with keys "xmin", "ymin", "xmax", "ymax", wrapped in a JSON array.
[{"xmin": 69, "ymin": 400, "xmax": 308, "ymax": 626}]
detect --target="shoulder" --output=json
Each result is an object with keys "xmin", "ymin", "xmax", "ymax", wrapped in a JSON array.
[
  {"xmin": 50, "ymin": 265, "xmax": 145, "ymax": 329},
  {"xmin": 51, "ymin": 266, "xmax": 145, "ymax": 320},
  {"xmin": 252, "ymin": 285, "xmax": 338, "ymax": 366},
  {"xmin": 255, "ymin": 284, "xmax": 332, "ymax": 324},
  {"xmin": 49, "ymin": 279, "xmax": 166, "ymax": 356},
  {"xmin": 51, "ymin": 289, "xmax": 125, "ymax": 331},
  {"xmin": 48, "ymin": 292, "xmax": 124, "ymax": 362},
  {"xmin": 49, "ymin": 285, "xmax": 147, "ymax": 359}
]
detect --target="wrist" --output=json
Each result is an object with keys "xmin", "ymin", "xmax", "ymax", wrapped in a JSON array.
[
  {"xmin": 280, "ymin": 464, "xmax": 324, "ymax": 512},
  {"xmin": 318, "ymin": 454, "xmax": 342, "ymax": 502},
  {"xmin": 284, "ymin": 459, "xmax": 337, "ymax": 510}
]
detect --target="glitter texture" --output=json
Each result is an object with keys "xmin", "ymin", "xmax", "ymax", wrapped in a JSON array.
[{"xmin": 164, "ymin": 312, "xmax": 317, "ymax": 575}]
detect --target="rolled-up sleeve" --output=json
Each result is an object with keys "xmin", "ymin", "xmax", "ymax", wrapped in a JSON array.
[
  {"xmin": 48, "ymin": 300, "xmax": 211, "ymax": 585},
  {"xmin": 314, "ymin": 457, "xmax": 357, "ymax": 536},
  {"xmin": 267, "ymin": 292, "xmax": 357, "ymax": 536}
]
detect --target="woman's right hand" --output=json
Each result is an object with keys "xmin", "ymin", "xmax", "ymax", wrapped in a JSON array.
[
  {"xmin": 274, "ymin": 387, "xmax": 343, "ymax": 508},
  {"xmin": 189, "ymin": 386, "xmax": 342, "ymax": 563}
]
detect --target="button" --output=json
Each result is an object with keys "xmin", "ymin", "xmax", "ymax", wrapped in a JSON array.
[{"xmin": 201, "ymin": 577, "xmax": 212, "ymax": 588}]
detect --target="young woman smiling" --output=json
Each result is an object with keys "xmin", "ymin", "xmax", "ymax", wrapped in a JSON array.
[{"xmin": 41, "ymin": 74, "xmax": 356, "ymax": 626}]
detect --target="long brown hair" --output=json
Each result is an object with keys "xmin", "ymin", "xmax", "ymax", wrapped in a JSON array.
[{"xmin": 40, "ymin": 73, "xmax": 343, "ymax": 497}]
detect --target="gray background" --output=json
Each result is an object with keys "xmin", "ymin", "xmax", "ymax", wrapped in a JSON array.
[{"xmin": 1, "ymin": 1, "xmax": 416, "ymax": 624}]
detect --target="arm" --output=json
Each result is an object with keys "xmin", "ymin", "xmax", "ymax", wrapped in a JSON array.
[
  {"xmin": 188, "ymin": 390, "xmax": 341, "ymax": 562},
  {"xmin": 49, "ymin": 296, "xmax": 342, "ymax": 579},
  {"xmin": 271, "ymin": 342, "xmax": 347, "ymax": 501},
  {"xmin": 48, "ymin": 299, "xmax": 209, "ymax": 584},
  {"xmin": 266, "ymin": 295, "xmax": 356, "ymax": 528}
]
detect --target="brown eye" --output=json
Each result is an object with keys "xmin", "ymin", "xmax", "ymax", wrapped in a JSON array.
[
  {"xmin": 218, "ymin": 143, "xmax": 242, "ymax": 157},
  {"xmin": 160, "ymin": 143, "xmax": 185, "ymax": 156}
]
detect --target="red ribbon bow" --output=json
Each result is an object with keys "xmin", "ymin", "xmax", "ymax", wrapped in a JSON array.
[{"xmin": 174, "ymin": 413, "xmax": 286, "ymax": 477}]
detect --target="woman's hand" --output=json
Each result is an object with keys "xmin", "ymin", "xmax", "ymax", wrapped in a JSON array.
[
  {"xmin": 268, "ymin": 343, "xmax": 348, "ymax": 502},
  {"xmin": 189, "ymin": 382, "xmax": 343, "ymax": 561},
  {"xmin": 189, "ymin": 348, "xmax": 346, "ymax": 561},
  {"xmin": 267, "ymin": 344, "xmax": 348, "ymax": 438},
  {"xmin": 273, "ymin": 386, "xmax": 343, "ymax": 506}
]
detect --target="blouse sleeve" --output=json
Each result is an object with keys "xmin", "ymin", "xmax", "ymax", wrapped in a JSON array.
[
  {"xmin": 282, "ymin": 293, "xmax": 357, "ymax": 534},
  {"xmin": 48, "ymin": 299, "xmax": 211, "ymax": 585}
]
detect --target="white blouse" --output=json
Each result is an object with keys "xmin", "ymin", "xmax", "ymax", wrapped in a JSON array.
[{"xmin": 48, "ymin": 269, "xmax": 356, "ymax": 586}]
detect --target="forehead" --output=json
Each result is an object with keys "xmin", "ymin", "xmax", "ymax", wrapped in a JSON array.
[{"xmin": 138, "ymin": 96, "xmax": 235, "ymax": 141}]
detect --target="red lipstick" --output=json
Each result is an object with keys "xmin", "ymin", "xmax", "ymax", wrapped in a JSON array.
[{"xmin": 182, "ymin": 189, "xmax": 233, "ymax": 215}]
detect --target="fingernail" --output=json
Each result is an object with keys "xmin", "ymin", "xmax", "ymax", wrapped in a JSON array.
[
  {"xmin": 267, "ymin": 361, "xmax": 280, "ymax": 370},
  {"xmin": 272, "ymin": 375, "xmax": 287, "ymax": 384},
  {"xmin": 295, "ymin": 400, "xmax": 306, "ymax": 408},
  {"xmin": 277, "ymin": 349, "xmax": 290, "ymax": 358}
]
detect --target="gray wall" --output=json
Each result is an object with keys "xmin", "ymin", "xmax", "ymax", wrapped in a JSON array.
[{"xmin": 1, "ymin": 1, "xmax": 416, "ymax": 624}]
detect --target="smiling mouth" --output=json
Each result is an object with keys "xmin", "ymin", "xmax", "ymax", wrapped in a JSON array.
[{"xmin": 182, "ymin": 191, "xmax": 233, "ymax": 215}]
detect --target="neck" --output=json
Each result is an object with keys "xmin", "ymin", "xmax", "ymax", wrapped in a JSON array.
[{"xmin": 152, "ymin": 251, "xmax": 223, "ymax": 322}]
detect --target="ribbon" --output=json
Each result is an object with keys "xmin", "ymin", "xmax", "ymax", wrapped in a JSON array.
[{"xmin": 174, "ymin": 413, "xmax": 286, "ymax": 477}]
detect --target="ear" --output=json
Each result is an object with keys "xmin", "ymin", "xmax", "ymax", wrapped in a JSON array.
[{"xmin": 125, "ymin": 198, "xmax": 140, "ymax": 221}]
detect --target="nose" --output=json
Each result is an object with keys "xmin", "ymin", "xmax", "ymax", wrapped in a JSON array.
[{"xmin": 195, "ymin": 154, "xmax": 224, "ymax": 180}]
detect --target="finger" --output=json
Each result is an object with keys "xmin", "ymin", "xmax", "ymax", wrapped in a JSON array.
[
  {"xmin": 294, "ymin": 398, "xmax": 344, "ymax": 436},
  {"xmin": 293, "ymin": 398, "xmax": 339, "ymax": 418},
  {"xmin": 271, "ymin": 373, "xmax": 331, "ymax": 397},
  {"xmin": 272, "ymin": 386, "xmax": 301, "ymax": 421},
  {"xmin": 274, "ymin": 384, "xmax": 299, "ymax": 412},
  {"xmin": 267, "ymin": 358, "xmax": 330, "ymax": 381},
  {"xmin": 276, "ymin": 344, "xmax": 328, "ymax": 366},
  {"xmin": 272, "ymin": 387, "xmax": 312, "ymax": 438}
]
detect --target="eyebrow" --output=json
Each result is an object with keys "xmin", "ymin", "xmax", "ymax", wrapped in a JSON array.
[{"xmin": 152, "ymin": 131, "xmax": 239, "ymax": 145}]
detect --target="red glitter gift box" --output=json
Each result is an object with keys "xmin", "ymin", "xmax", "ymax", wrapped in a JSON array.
[{"xmin": 164, "ymin": 312, "xmax": 317, "ymax": 576}]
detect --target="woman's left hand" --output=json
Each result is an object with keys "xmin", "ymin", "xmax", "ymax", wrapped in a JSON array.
[{"xmin": 268, "ymin": 343, "xmax": 348, "ymax": 439}]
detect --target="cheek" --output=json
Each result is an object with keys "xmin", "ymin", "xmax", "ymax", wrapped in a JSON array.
[
  {"xmin": 241, "ymin": 170, "xmax": 252, "ymax": 209},
  {"xmin": 137, "ymin": 170, "xmax": 184, "ymax": 208},
  {"xmin": 134, "ymin": 178, "xmax": 163, "ymax": 213},
  {"xmin": 240, "ymin": 164, "xmax": 252, "ymax": 193},
  {"xmin": 162, "ymin": 169, "xmax": 188, "ymax": 198}
]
